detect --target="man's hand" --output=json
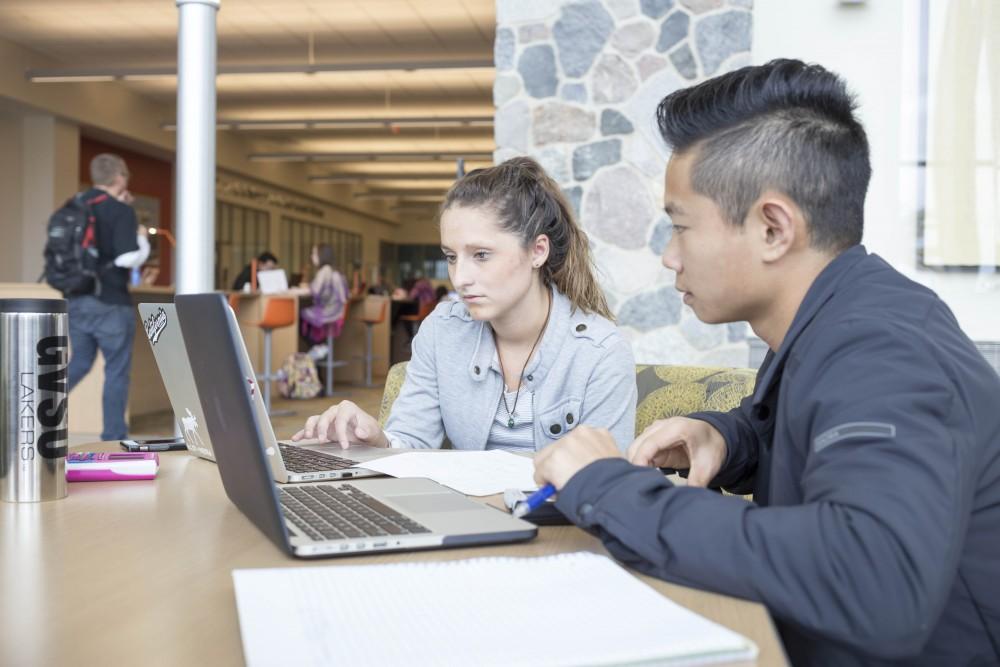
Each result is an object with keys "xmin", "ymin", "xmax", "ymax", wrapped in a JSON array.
[
  {"xmin": 626, "ymin": 417, "xmax": 727, "ymax": 487},
  {"xmin": 533, "ymin": 426, "xmax": 623, "ymax": 490}
]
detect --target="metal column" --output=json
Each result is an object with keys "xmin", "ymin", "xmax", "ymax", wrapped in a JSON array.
[{"xmin": 175, "ymin": 0, "xmax": 220, "ymax": 294}]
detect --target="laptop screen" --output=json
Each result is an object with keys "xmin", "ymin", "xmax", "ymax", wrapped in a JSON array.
[
  {"xmin": 137, "ymin": 302, "xmax": 214, "ymax": 460},
  {"xmin": 175, "ymin": 293, "xmax": 292, "ymax": 555}
]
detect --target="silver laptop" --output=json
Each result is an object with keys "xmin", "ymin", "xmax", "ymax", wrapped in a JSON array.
[
  {"xmin": 174, "ymin": 292, "xmax": 537, "ymax": 558},
  {"xmin": 139, "ymin": 301, "xmax": 393, "ymax": 483},
  {"xmin": 139, "ymin": 302, "xmax": 216, "ymax": 461}
]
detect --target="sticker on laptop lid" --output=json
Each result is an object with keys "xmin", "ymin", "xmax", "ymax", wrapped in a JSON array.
[{"xmin": 143, "ymin": 307, "xmax": 168, "ymax": 345}]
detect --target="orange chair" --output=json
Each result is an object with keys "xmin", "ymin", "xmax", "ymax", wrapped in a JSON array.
[
  {"xmin": 360, "ymin": 297, "xmax": 388, "ymax": 387},
  {"xmin": 249, "ymin": 296, "xmax": 296, "ymax": 415},
  {"xmin": 399, "ymin": 299, "xmax": 436, "ymax": 348},
  {"xmin": 400, "ymin": 300, "xmax": 435, "ymax": 326}
]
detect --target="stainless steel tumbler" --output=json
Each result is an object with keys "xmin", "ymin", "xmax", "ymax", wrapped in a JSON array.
[{"xmin": 0, "ymin": 298, "xmax": 69, "ymax": 502}]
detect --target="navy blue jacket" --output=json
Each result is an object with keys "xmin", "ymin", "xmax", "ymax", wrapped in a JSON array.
[{"xmin": 557, "ymin": 246, "xmax": 1000, "ymax": 665}]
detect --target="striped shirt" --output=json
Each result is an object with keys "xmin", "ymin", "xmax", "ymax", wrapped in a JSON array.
[{"xmin": 485, "ymin": 387, "xmax": 535, "ymax": 452}]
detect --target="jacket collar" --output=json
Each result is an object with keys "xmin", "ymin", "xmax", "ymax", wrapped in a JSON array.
[
  {"xmin": 752, "ymin": 245, "xmax": 869, "ymax": 405},
  {"xmin": 466, "ymin": 286, "xmax": 571, "ymax": 389}
]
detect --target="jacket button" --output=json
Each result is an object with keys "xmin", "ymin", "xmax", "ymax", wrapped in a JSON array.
[
  {"xmin": 550, "ymin": 424, "xmax": 562, "ymax": 435},
  {"xmin": 566, "ymin": 413, "xmax": 574, "ymax": 424},
  {"xmin": 575, "ymin": 323, "xmax": 587, "ymax": 332},
  {"xmin": 755, "ymin": 405, "xmax": 770, "ymax": 421},
  {"xmin": 578, "ymin": 503, "xmax": 594, "ymax": 521},
  {"xmin": 474, "ymin": 365, "xmax": 480, "ymax": 375},
  {"xmin": 526, "ymin": 374, "xmax": 533, "ymax": 381}
]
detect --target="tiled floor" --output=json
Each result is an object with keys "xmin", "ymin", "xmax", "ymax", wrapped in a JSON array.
[{"xmin": 72, "ymin": 380, "xmax": 387, "ymax": 446}]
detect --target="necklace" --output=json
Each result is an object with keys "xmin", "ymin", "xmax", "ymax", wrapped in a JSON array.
[{"xmin": 492, "ymin": 294, "xmax": 551, "ymax": 428}]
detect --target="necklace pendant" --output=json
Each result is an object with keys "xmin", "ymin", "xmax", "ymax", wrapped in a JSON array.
[{"xmin": 507, "ymin": 417, "xmax": 515, "ymax": 428}]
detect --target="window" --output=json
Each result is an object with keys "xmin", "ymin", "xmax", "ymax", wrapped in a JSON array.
[
  {"xmin": 397, "ymin": 244, "xmax": 449, "ymax": 282},
  {"xmin": 215, "ymin": 201, "xmax": 270, "ymax": 289},
  {"xmin": 281, "ymin": 216, "xmax": 362, "ymax": 280},
  {"xmin": 910, "ymin": 0, "xmax": 1000, "ymax": 273}
]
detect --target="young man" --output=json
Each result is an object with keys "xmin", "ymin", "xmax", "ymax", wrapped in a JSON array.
[
  {"xmin": 66, "ymin": 153, "xmax": 149, "ymax": 441},
  {"xmin": 533, "ymin": 60, "xmax": 1000, "ymax": 665},
  {"xmin": 231, "ymin": 251, "xmax": 279, "ymax": 291}
]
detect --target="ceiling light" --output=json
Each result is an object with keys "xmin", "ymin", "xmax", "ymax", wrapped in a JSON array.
[
  {"xmin": 354, "ymin": 190, "xmax": 447, "ymax": 198},
  {"xmin": 160, "ymin": 116, "xmax": 493, "ymax": 132},
  {"xmin": 28, "ymin": 74, "xmax": 116, "ymax": 83},
  {"xmin": 236, "ymin": 122, "xmax": 309, "ymax": 131},
  {"xmin": 354, "ymin": 193, "xmax": 444, "ymax": 201},
  {"xmin": 249, "ymin": 151, "xmax": 493, "ymax": 163},
  {"xmin": 27, "ymin": 58, "xmax": 493, "ymax": 83},
  {"xmin": 308, "ymin": 173, "xmax": 460, "ymax": 184}
]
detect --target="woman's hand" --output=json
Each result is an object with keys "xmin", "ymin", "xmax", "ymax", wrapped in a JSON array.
[{"xmin": 291, "ymin": 400, "xmax": 390, "ymax": 449}]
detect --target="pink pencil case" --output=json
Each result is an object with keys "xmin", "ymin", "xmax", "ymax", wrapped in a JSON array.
[{"xmin": 66, "ymin": 452, "xmax": 159, "ymax": 482}]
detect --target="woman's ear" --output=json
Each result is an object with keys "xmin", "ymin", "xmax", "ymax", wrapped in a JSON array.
[{"xmin": 531, "ymin": 234, "xmax": 550, "ymax": 268}]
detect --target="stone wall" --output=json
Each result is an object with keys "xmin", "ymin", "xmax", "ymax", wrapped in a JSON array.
[{"xmin": 494, "ymin": 0, "xmax": 753, "ymax": 366}]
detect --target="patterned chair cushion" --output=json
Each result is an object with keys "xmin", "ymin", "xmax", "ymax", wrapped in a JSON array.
[
  {"xmin": 378, "ymin": 362, "xmax": 757, "ymax": 433},
  {"xmin": 635, "ymin": 365, "xmax": 756, "ymax": 435},
  {"xmin": 377, "ymin": 361, "xmax": 409, "ymax": 427}
]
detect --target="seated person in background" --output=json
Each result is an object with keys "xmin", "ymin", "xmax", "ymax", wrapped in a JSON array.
[
  {"xmin": 434, "ymin": 285, "xmax": 452, "ymax": 303},
  {"xmin": 231, "ymin": 251, "xmax": 278, "ymax": 291},
  {"xmin": 367, "ymin": 270, "xmax": 391, "ymax": 296},
  {"xmin": 348, "ymin": 260, "xmax": 366, "ymax": 299},
  {"xmin": 531, "ymin": 59, "xmax": 1000, "ymax": 665},
  {"xmin": 408, "ymin": 273, "xmax": 435, "ymax": 305},
  {"xmin": 294, "ymin": 156, "xmax": 637, "ymax": 453},
  {"xmin": 392, "ymin": 277, "xmax": 413, "ymax": 302},
  {"xmin": 299, "ymin": 243, "xmax": 349, "ymax": 345}
]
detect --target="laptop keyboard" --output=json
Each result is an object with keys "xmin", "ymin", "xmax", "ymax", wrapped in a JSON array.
[
  {"xmin": 279, "ymin": 484, "xmax": 431, "ymax": 541},
  {"xmin": 278, "ymin": 443, "xmax": 357, "ymax": 473}
]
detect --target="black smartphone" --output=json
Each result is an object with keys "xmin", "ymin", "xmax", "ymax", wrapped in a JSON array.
[{"xmin": 120, "ymin": 437, "xmax": 187, "ymax": 452}]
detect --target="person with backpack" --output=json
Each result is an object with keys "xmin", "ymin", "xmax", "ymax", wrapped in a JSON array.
[{"xmin": 52, "ymin": 153, "xmax": 149, "ymax": 441}]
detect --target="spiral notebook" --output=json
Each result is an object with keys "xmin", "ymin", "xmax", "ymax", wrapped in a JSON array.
[{"xmin": 232, "ymin": 552, "xmax": 758, "ymax": 667}]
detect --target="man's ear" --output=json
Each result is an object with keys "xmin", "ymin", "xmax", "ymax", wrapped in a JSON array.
[
  {"xmin": 531, "ymin": 234, "xmax": 551, "ymax": 268},
  {"xmin": 754, "ymin": 192, "xmax": 802, "ymax": 263}
]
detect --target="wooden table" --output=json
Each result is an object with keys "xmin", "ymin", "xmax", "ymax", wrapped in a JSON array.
[{"xmin": 0, "ymin": 443, "xmax": 787, "ymax": 666}]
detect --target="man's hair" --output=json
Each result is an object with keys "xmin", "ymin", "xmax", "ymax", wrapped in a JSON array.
[
  {"xmin": 257, "ymin": 251, "xmax": 278, "ymax": 264},
  {"xmin": 656, "ymin": 58, "xmax": 870, "ymax": 251},
  {"xmin": 89, "ymin": 153, "xmax": 129, "ymax": 186}
]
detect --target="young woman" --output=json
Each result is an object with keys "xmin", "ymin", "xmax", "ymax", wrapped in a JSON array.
[
  {"xmin": 299, "ymin": 243, "xmax": 349, "ymax": 344},
  {"xmin": 293, "ymin": 157, "xmax": 636, "ymax": 452}
]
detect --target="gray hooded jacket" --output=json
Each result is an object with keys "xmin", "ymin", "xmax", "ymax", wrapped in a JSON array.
[{"xmin": 384, "ymin": 287, "xmax": 636, "ymax": 451}]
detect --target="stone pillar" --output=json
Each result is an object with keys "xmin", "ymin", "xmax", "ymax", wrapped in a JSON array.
[{"xmin": 495, "ymin": 0, "xmax": 752, "ymax": 366}]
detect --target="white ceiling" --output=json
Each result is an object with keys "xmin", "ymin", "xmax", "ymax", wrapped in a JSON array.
[{"xmin": 0, "ymin": 0, "xmax": 497, "ymax": 202}]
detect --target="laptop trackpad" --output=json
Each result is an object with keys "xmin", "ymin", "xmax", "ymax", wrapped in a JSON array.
[{"xmin": 390, "ymin": 494, "xmax": 480, "ymax": 513}]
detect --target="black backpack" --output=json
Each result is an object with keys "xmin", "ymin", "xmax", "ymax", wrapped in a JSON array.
[{"xmin": 42, "ymin": 192, "xmax": 110, "ymax": 297}]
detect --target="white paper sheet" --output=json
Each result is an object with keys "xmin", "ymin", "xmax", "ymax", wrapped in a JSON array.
[
  {"xmin": 357, "ymin": 450, "xmax": 537, "ymax": 496},
  {"xmin": 232, "ymin": 551, "xmax": 758, "ymax": 667}
]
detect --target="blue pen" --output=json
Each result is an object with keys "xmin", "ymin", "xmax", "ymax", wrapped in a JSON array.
[{"xmin": 512, "ymin": 483, "xmax": 556, "ymax": 518}]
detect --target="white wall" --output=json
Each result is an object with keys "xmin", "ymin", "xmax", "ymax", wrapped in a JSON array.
[
  {"xmin": 20, "ymin": 115, "xmax": 80, "ymax": 283},
  {"xmin": 0, "ymin": 108, "xmax": 25, "ymax": 280},
  {"xmin": 753, "ymin": 0, "xmax": 999, "ymax": 341}
]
